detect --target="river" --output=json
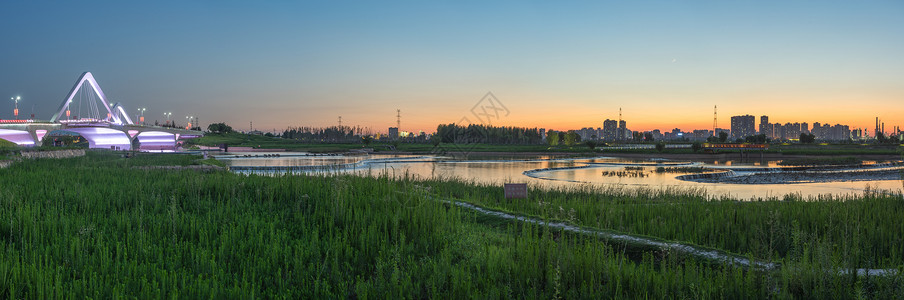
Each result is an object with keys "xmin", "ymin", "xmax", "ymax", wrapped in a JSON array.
[{"xmin": 216, "ymin": 152, "xmax": 904, "ymax": 200}]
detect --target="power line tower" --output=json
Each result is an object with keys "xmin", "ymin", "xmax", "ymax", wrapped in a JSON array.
[
  {"xmin": 338, "ymin": 116, "xmax": 342, "ymax": 127},
  {"xmin": 618, "ymin": 107, "xmax": 623, "ymax": 141},
  {"xmin": 396, "ymin": 109, "xmax": 401, "ymax": 130},
  {"xmin": 713, "ymin": 105, "xmax": 717, "ymax": 136}
]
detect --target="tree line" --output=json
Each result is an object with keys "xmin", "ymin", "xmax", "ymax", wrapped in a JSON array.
[
  {"xmin": 282, "ymin": 126, "xmax": 369, "ymax": 143},
  {"xmin": 435, "ymin": 124, "xmax": 544, "ymax": 144}
]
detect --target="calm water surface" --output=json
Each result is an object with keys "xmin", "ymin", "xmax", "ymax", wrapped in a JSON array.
[{"xmin": 217, "ymin": 152, "xmax": 904, "ymax": 200}]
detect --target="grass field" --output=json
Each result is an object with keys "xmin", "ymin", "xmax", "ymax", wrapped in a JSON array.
[
  {"xmin": 2, "ymin": 152, "xmax": 903, "ymax": 298},
  {"xmin": 769, "ymin": 144, "xmax": 903, "ymax": 156}
]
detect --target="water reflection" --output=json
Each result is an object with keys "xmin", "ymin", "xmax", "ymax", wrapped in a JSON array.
[{"xmin": 218, "ymin": 153, "xmax": 904, "ymax": 200}]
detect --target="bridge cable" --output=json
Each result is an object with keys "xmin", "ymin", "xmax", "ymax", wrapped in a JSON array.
[
  {"xmin": 90, "ymin": 85, "xmax": 99, "ymax": 120},
  {"xmin": 78, "ymin": 84, "xmax": 84, "ymax": 120},
  {"xmin": 86, "ymin": 85, "xmax": 94, "ymax": 120}
]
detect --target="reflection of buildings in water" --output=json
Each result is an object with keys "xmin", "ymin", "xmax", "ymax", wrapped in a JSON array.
[{"xmin": 226, "ymin": 154, "xmax": 904, "ymax": 200}]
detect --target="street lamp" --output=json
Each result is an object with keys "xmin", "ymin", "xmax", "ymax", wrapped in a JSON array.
[
  {"xmin": 11, "ymin": 96, "xmax": 21, "ymax": 120},
  {"xmin": 163, "ymin": 112, "xmax": 172, "ymax": 126},
  {"xmin": 186, "ymin": 116, "xmax": 193, "ymax": 130},
  {"xmin": 137, "ymin": 108, "xmax": 146, "ymax": 124}
]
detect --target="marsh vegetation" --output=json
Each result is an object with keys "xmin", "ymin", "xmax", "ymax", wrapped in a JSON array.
[{"xmin": 1, "ymin": 152, "xmax": 902, "ymax": 298}]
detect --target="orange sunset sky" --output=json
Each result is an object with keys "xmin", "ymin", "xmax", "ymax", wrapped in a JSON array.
[{"xmin": 2, "ymin": 2, "xmax": 902, "ymax": 135}]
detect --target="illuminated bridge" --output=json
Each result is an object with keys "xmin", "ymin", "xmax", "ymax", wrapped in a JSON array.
[{"xmin": 0, "ymin": 72, "xmax": 202, "ymax": 151}]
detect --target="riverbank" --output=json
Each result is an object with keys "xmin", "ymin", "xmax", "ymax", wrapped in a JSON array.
[
  {"xmin": 2, "ymin": 152, "xmax": 902, "ymax": 298},
  {"xmin": 702, "ymin": 169, "xmax": 904, "ymax": 184},
  {"xmin": 595, "ymin": 151, "xmax": 903, "ymax": 161}
]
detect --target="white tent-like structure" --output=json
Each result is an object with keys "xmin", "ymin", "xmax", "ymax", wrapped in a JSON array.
[{"xmin": 50, "ymin": 72, "xmax": 134, "ymax": 125}]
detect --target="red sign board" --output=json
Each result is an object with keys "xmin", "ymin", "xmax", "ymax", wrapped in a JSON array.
[{"xmin": 504, "ymin": 183, "xmax": 528, "ymax": 199}]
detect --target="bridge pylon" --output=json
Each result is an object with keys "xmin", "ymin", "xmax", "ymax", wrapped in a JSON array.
[{"xmin": 50, "ymin": 72, "xmax": 134, "ymax": 125}]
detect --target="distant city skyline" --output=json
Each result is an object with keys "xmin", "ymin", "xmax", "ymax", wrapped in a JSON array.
[{"xmin": 1, "ymin": 1, "xmax": 902, "ymax": 133}]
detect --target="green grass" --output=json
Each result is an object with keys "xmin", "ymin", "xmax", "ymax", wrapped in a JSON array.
[
  {"xmin": 426, "ymin": 182, "xmax": 904, "ymax": 269},
  {"xmin": 0, "ymin": 139, "xmax": 19, "ymax": 160},
  {"xmin": 770, "ymin": 144, "xmax": 903, "ymax": 156},
  {"xmin": 197, "ymin": 157, "xmax": 227, "ymax": 168},
  {"xmin": 185, "ymin": 132, "xmax": 328, "ymax": 150},
  {"xmin": 0, "ymin": 139, "xmax": 17, "ymax": 148},
  {"xmin": 1, "ymin": 152, "xmax": 902, "ymax": 298},
  {"xmin": 778, "ymin": 156, "xmax": 861, "ymax": 166}
]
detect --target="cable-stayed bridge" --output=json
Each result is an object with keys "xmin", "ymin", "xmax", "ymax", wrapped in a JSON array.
[{"xmin": 0, "ymin": 72, "xmax": 203, "ymax": 151}]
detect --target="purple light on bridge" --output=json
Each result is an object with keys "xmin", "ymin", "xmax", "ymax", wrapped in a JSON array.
[
  {"xmin": 0, "ymin": 129, "xmax": 35, "ymax": 146},
  {"xmin": 136, "ymin": 131, "xmax": 176, "ymax": 151},
  {"xmin": 63, "ymin": 127, "xmax": 131, "ymax": 150}
]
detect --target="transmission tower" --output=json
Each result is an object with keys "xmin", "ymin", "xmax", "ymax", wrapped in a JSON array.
[
  {"xmin": 396, "ymin": 109, "xmax": 401, "ymax": 130},
  {"xmin": 618, "ymin": 107, "xmax": 623, "ymax": 141},
  {"xmin": 713, "ymin": 105, "xmax": 717, "ymax": 136},
  {"xmin": 338, "ymin": 116, "xmax": 342, "ymax": 127}
]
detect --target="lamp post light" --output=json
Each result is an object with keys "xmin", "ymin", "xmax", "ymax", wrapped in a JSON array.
[
  {"xmin": 164, "ymin": 112, "xmax": 172, "ymax": 127},
  {"xmin": 11, "ymin": 96, "xmax": 21, "ymax": 120},
  {"xmin": 186, "ymin": 116, "xmax": 193, "ymax": 130},
  {"xmin": 138, "ymin": 108, "xmax": 146, "ymax": 125}
]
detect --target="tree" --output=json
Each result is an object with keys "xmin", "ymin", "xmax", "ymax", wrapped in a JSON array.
[
  {"xmin": 692, "ymin": 142, "xmax": 702, "ymax": 153},
  {"xmin": 207, "ymin": 122, "xmax": 233, "ymax": 134},
  {"xmin": 718, "ymin": 132, "xmax": 728, "ymax": 143},
  {"xmin": 362, "ymin": 135, "xmax": 374, "ymax": 146},
  {"xmin": 745, "ymin": 134, "xmax": 768, "ymax": 144},
  {"xmin": 584, "ymin": 140, "xmax": 598, "ymax": 151},
  {"xmin": 655, "ymin": 142, "xmax": 666, "ymax": 152},
  {"xmin": 564, "ymin": 131, "xmax": 579, "ymax": 148},
  {"xmin": 799, "ymin": 133, "xmax": 816, "ymax": 144},
  {"xmin": 131, "ymin": 138, "xmax": 141, "ymax": 151},
  {"xmin": 547, "ymin": 131, "xmax": 559, "ymax": 147},
  {"xmin": 434, "ymin": 123, "xmax": 544, "ymax": 145},
  {"xmin": 875, "ymin": 132, "xmax": 900, "ymax": 144},
  {"xmin": 429, "ymin": 135, "xmax": 440, "ymax": 147},
  {"xmin": 632, "ymin": 131, "xmax": 644, "ymax": 142}
]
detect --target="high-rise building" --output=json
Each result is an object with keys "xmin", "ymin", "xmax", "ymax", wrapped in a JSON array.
[
  {"xmin": 692, "ymin": 129, "xmax": 713, "ymax": 141},
  {"xmin": 577, "ymin": 127, "xmax": 602, "ymax": 141},
  {"xmin": 602, "ymin": 119, "xmax": 617, "ymax": 141},
  {"xmin": 618, "ymin": 120, "xmax": 627, "ymax": 141},
  {"xmin": 759, "ymin": 116, "xmax": 769, "ymax": 136},
  {"xmin": 388, "ymin": 127, "xmax": 399, "ymax": 139},
  {"xmin": 783, "ymin": 122, "xmax": 800, "ymax": 140},
  {"xmin": 714, "ymin": 128, "xmax": 730, "ymax": 140},
  {"xmin": 730, "ymin": 115, "xmax": 756, "ymax": 140}
]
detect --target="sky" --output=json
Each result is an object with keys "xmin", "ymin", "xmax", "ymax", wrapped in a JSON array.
[{"xmin": 0, "ymin": 1, "xmax": 902, "ymax": 134}]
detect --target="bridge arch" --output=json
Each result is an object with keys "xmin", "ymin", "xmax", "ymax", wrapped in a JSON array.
[
  {"xmin": 134, "ymin": 131, "xmax": 177, "ymax": 151},
  {"xmin": 61, "ymin": 127, "xmax": 131, "ymax": 150},
  {"xmin": 0, "ymin": 129, "xmax": 35, "ymax": 146}
]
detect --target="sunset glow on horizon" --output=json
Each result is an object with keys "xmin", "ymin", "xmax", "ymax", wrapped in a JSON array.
[{"xmin": 1, "ymin": 1, "xmax": 901, "ymax": 135}]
